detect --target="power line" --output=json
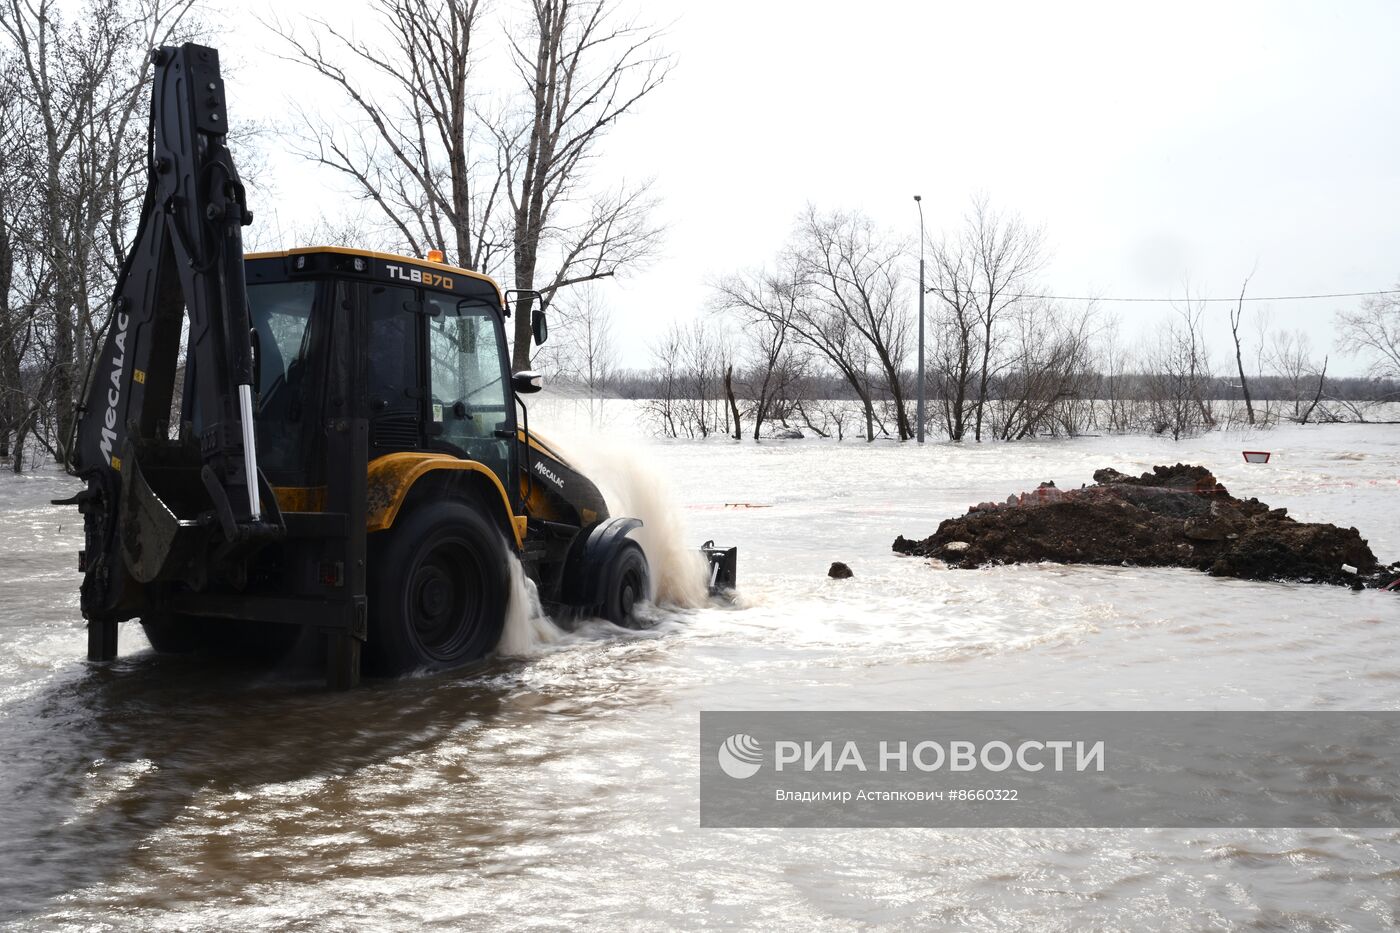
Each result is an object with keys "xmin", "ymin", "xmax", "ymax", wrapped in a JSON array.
[{"xmin": 923, "ymin": 287, "xmax": 1400, "ymax": 303}]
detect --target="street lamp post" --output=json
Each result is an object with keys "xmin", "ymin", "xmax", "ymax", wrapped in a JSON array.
[{"xmin": 914, "ymin": 195, "xmax": 925, "ymax": 443}]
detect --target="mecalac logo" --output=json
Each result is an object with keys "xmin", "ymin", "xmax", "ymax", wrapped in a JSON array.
[
  {"xmin": 98, "ymin": 307, "xmax": 132, "ymax": 467},
  {"xmin": 533, "ymin": 460, "xmax": 564, "ymax": 489},
  {"xmin": 718, "ymin": 733, "xmax": 763, "ymax": 779}
]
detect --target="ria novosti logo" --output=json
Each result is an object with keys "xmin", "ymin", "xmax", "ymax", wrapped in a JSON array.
[
  {"xmin": 717, "ymin": 733, "xmax": 764, "ymax": 779},
  {"xmin": 714, "ymin": 732, "xmax": 1107, "ymax": 780}
]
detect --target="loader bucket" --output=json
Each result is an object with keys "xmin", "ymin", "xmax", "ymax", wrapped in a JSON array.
[
  {"xmin": 119, "ymin": 441, "xmax": 216, "ymax": 584},
  {"xmin": 701, "ymin": 540, "xmax": 738, "ymax": 593}
]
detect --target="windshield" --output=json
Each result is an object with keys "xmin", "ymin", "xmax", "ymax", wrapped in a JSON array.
[
  {"xmin": 426, "ymin": 294, "xmax": 512, "ymax": 481},
  {"xmin": 250, "ymin": 281, "xmax": 319, "ymax": 478}
]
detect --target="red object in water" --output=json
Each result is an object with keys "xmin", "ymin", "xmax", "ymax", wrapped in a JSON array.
[{"xmin": 1242, "ymin": 451, "xmax": 1271, "ymax": 464}]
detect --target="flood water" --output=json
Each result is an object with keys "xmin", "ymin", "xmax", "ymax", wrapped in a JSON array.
[{"xmin": 2, "ymin": 415, "xmax": 1399, "ymax": 930}]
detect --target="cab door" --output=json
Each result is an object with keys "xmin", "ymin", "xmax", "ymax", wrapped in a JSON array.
[{"xmin": 423, "ymin": 293, "xmax": 516, "ymax": 497}]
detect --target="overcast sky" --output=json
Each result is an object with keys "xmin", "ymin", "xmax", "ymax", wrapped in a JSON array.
[{"xmin": 224, "ymin": 0, "xmax": 1400, "ymax": 374}]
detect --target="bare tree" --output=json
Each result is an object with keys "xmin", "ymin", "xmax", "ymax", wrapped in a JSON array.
[
  {"xmin": 1298, "ymin": 355, "xmax": 1329, "ymax": 425},
  {"xmin": 1267, "ymin": 328, "xmax": 1327, "ymax": 421},
  {"xmin": 1094, "ymin": 313, "xmax": 1146, "ymax": 434},
  {"xmin": 677, "ymin": 319, "xmax": 723, "ymax": 438},
  {"xmin": 710, "ymin": 264, "xmax": 806, "ymax": 440},
  {"xmin": 791, "ymin": 206, "xmax": 913, "ymax": 440},
  {"xmin": 495, "ymin": 0, "xmax": 670, "ymax": 369},
  {"xmin": 926, "ymin": 231, "xmax": 980, "ymax": 440},
  {"xmin": 1336, "ymin": 286, "xmax": 1400, "ymax": 381},
  {"xmin": 544, "ymin": 283, "xmax": 617, "ymax": 424},
  {"xmin": 1, "ymin": 0, "xmax": 200, "ymax": 467},
  {"xmin": 990, "ymin": 301, "xmax": 1096, "ymax": 440},
  {"xmin": 926, "ymin": 196, "xmax": 1046, "ymax": 441},
  {"xmin": 964, "ymin": 197, "xmax": 1046, "ymax": 441},
  {"xmin": 1249, "ymin": 307, "xmax": 1279, "ymax": 424},
  {"xmin": 1143, "ymin": 298, "xmax": 1214, "ymax": 440},
  {"xmin": 642, "ymin": 323, "xmax": 682, "ymax": 437},
  {"xmin": 273, "ymin": 0, "xmax": 668, "ymax": 369},
  {"xmin": 640, "ymin": 319, "xmax": 724, "ymax": 439},
  {"xmin": 270, "ymin": 1, "xmax": 506, "ymax": 272},
  {"xmin": 0, "ymin": 52, "xmax": 32, "ymax": 467},
  {"xmin": 713, "ymin": 248, "xmax": 878, "ymax": 440},
  {"xmin": 721, "ymin": 362, "xmax": 741, "ymax": 440}
]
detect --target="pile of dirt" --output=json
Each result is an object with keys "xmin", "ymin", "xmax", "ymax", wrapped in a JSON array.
[{"xmin": 893, "ymin": 463, "xmax": 1400, "ymax": 589}]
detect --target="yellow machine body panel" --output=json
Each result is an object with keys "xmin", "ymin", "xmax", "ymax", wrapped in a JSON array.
[
  {"xmin": 272, "ymin": 452, "xmax": 526, "ymax": 548},
  {"xmin": 364, "ymin": 452, "xmax": 525, "ymax": 546}
]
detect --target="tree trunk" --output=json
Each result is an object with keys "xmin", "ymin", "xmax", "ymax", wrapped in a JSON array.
[
  {"xmin": 12, "ymin": 418, "xmax": 27, "ymax": 475},
  {"xmin": 1299, "ymin": 357, "xmax": 1328, "ymax": 425},
  {"xmin": 1234, "ymin": 343, "xmax": 1255, "ymax": 425},
  {"xmin": 724, "ymin": 364, "xmax": 742, "ymax": 440},
  {"xmin": 1231, "ymin": 280, "xmax": 1255, "ymax": 425},
  {"xmin": 974, "ymin": 324, "xmax": 993, "ymax": 442}
]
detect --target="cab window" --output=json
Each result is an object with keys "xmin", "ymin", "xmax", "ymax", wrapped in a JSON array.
[
  {"xmin": 249, "ymin": 280, "xmax": 318, "ymax": 476},
  {"xmin": 368, "ymin": 284, "xmax": 420, "ymax": 418}
]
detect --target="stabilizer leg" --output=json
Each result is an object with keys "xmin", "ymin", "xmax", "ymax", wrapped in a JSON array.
[
  {"xmin": 87, "ymin": 619, "xmax": 118, "ymax": 662},
  {"xmin": 325, "ymin": 631, "xmax": 362, "ymax": 690}
]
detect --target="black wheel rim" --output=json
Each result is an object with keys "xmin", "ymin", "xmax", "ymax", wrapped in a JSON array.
[
  {"xmin": 613, "ymin": 554, "xmax": 648, "ymax": 626},
  {"xmin": 406, "ymin": 536, "xmax": 485, "ymax": 661}
]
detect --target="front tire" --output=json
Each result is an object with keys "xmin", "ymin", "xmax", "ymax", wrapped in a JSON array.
[
  {"xmin": 367, "ymin": 501, "xmax": 509, "ymax": 675},
  {"xmin": 601, "ymin": 541, "xmax": 650, "ymax": 629}
]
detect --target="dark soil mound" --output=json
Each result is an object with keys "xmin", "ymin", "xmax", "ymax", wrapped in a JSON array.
[{"xmin": 893, "ymin": 464, "xmax": 1400, "ymax": 589}]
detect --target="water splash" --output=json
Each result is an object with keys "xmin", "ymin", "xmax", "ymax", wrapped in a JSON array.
[
  {"xmin": 545, "ymin": 438, "xmax": 710, "ymax": 609},
  {"xmin": 496, "ymin": 552, "xmax": 569, "ymax": 658}
]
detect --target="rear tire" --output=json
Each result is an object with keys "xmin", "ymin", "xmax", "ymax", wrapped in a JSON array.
[
  {"xmin": 601, "ymin": 541, "xmax": 650, "ymax": 629},
  {"xmin": 367, "ymin": 501, "xmax": 508, "ymax": 675}
]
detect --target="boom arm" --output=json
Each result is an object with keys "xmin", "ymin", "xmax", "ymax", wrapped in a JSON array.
[{"xmin": 70, "ymin": 43, "xmax": 276, "ymax": 620}]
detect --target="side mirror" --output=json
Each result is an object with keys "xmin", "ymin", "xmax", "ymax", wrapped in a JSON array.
[
  {"xmin": 512, "ymin": 370, "xmax": 544, "ymax": 395},
  {"xmin": 531, "ymin": 306, "xmax": 548, "ymax": 346}
]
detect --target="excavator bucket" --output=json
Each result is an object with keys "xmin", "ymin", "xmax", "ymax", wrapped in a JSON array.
[{"xmin": 118, "ymin": 440, "xmax": 217, "ymax": 584}]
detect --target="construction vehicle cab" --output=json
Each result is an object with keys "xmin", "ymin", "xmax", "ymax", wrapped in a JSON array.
[{"xmin": 62, "ymin": 43, "xmax": 735, "ymax": 687}]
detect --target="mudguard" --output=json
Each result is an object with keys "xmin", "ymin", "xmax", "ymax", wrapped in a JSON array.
[{"xmin": 561, "ymin": 517, "xmax": 644, "ymax": 609}]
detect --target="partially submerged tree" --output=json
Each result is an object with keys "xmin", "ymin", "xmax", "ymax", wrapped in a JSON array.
[
  {"xmin": 990, "ymin": 301, "xmax": 1096, "ymax": 440},
  {"xmin": 1143, "ymin": 296, "xmax": 1214, "ymax": 440},
  {"xmin": 709, "ymin": 263, "xmax": 805, "ymax": 440},
  {"xmin": 926, "ymin": 196, "xmax": 1046, "ymax": 441},
  {"xmin": 642, "ymin": 319, "xmax": 727, "ymax": 439},
  {"xmin": 964, "ymin": 198, "xmax": 1046, "ymax": 441},
  {"xmin": 791, "ymin": 206, "xmax": 912, "ymax": 440},
  {"xmin": 1228, "ymin": 271, "xmax": 1256, "ymax": 425},
  {"xmin": 1267, "ymin": 328, "xmax": 1330, "ymax": 422},
  {"xmin": 926, "ymin": 228, "xmax": 980, "ymax": 441}
]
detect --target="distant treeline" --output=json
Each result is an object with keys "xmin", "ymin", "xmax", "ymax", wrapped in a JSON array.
[
  {"xmin": 607, "ymin": 370, "xmax": 1398, "ymax": 405},
  {"xmin": 540, "ymin": 200, "xmax": 1400, "ymax": 442}
]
